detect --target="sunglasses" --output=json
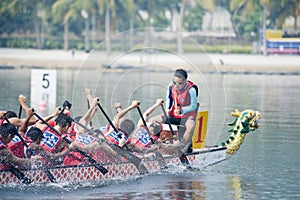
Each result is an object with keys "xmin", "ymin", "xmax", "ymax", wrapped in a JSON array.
[{"xmin": 172, "ymin": 80, "xmax": 184, "ymax": 86}]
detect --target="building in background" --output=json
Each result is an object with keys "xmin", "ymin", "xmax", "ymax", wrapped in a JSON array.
[{"xmin": 260, "ymin": 29, "xmax": 300, "ymax": 55}]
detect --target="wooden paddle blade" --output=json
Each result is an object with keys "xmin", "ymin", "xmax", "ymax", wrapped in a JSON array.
[
  {"xmin": 179, "ymin": 153, "xmax": 192, "ymax": 169},
  {"xmin": 43, "ymin": 168, "xmax": 56, "ymax": 183},
  {"xmin": 21, "ymin": 176, "xmax": 33, "ymax": 184},
  {"xmin": 93, "ymin": 163, "xmax": 109, "ymax": 175},
  {"xmin": 8, "ymin": 165, "xmax": 32, "ymax": 184}
]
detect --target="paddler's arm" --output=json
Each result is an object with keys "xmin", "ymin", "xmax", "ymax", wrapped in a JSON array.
[
  {"xmin": 180, "ymin": 87, "xmax": 198, "ymax": 114},
  {"xmin": 114, "ymin": 102, "xmax": 122, "ymax": 113},
  {"xmin": 19, "ymin": 108, "xmax": 35, "ymax": 136},
  {"xmin": 7, "ymin": 117, "xmax": 37, "ymax": 128},
  {"xmin": 30, "ymin": 142, "xmax": 72, "ymax": 162},
  {"xmin": 126, "ymin": 143, "xmax": 143, "ymax": 153},
  {"xmin": 0, "ymin": 148, "xmax": 33, "ymax": 169},
  {"xmin": 43, "ymin": 106, "xmax": 62, "ymax": 122},
  {"xmin": 112, "ymin": 100, "xmax": 140, "ymax": 129},
  {"xmin": 137, "ymin": 99, "xmax": 164, "ymax": 127},
  {"xmin": 84, "ymin": 88, "xmax": 98, "ymax": 122},
  {"xmin": 77, "ymin": 98, "xmax": 99, "ymax": 135},
  {"xmin": 34, "ymin": 107, "xmax": 61, "ymax": 130},
  {"xmin": 0, "ymin": 111, "xmax": 6, "ymax": 118}
]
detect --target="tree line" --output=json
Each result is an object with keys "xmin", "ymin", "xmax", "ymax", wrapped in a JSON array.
[{"xmin": 0, "ymin": 0, "xmax": 299, "ymax": 51}]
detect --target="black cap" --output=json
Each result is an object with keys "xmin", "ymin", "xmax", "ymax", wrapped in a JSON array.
[
  {"xmin": 0, "ymin": 123, "xmax": 18, "ymax": 137},
  {"xmin": 63, "ymin": 100, "xmax": 72, "ymax": 110},
  {"xmin": 26, "ymin": 127, "xmax": 44, "ymax": 141}
]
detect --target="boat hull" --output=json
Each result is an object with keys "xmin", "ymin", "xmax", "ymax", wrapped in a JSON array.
[{"xmin": 0, "ymin": 146, "xmax": 227, "ymax": 185}]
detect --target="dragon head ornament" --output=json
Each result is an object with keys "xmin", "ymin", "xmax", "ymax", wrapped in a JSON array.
[{"xmin": 221, "ymin": 109, "xmax": 261, "ymax": 155}]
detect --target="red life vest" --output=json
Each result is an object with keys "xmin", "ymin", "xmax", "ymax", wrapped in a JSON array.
[
  {"xmin": 0, "ymin": 119, "xmax": 4, "ymax": 126},
  {"xmin": 7, "ymin": 135, "xmax": 33, "ymax": 158},
  {"xmin": 129, "ymin": 127, "xmax": 154, "ymax": 148},
  {"xmin": 170, "ymin": 80, "xmax": 198, "ymax": 119},
  {"xmin": 42, "ymin": 121, "xmax": 55, "ymax": 130},
  {"xmin": 63, "ymin": 151, "xmax": 85, "ymax": 166},
  {"xmin": 104, "ymin": 124, "xmax": 129, "ymax": 145},
  {"xmin": 40, "ymin": 127, "xmax": 63, "ymax": 153},
  {"xmin": 66, "ymin": 122, "xmax": 78, "ymax": 141}
]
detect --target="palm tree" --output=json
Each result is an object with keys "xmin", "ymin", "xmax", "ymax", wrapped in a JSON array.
[
  {"xmin": 30, "ymin": 0, "xmax": 52, "ymax": 49},
  {"xmin": 97, "ymin": 0, "xmax": 135, "ymax": 54},
  {"xmin": 52, "ymin": 0, "xmax": 75, "ymax": 50},
  {"xmin": 177, "ymin": 0, "xmax": 186, "ymax": 54},
  {"xmin": 260, "ymin": 0, "xmax": 269, "ymax": 56},
  {"xmin": 53, "ymin": 0, "xmax": 100, "ymax": 51},
  {"xmin": 217, "ymin": 0, "xmax": 247, "ymax": 38},
  {"xmin": 199, "ymin": 0, "xmax": 216, "ymax": 31},
  {"xmin": 289, "ymin": 0, "xmax": 300, "ymax": 30},
  {"xmin": 77, "ymin": 0, "xmax": 99, "ymax": 52},
  {"xmin": 0, "ymin": 0, "xmax": 24, "ymax": 34},
  {"xmin": 269, "ymin": 0, "xmax": 300, "ymax": 30},
  {"xmin": 97, "ymin": 0, "xmax": 115, "ymax": 55},
  {"xmin": 120, "ymin": 0, "xmax": 136, "ymax": 50},
  {"xmin": 1, "ymin": 0, "xmax": 48, "ymax": 48}
]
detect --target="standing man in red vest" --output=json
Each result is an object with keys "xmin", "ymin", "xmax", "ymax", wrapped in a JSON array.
[{"xmin": 150, "ymin": 69, "xmax": 199, "ymax": 153}]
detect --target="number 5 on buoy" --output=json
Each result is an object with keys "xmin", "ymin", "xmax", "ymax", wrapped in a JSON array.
[{"xmin": 30, "ymin": 69, "xmax": 57, "ymax": 116}]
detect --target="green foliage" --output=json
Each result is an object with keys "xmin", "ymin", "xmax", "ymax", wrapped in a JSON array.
[
  {"xmin": 0, "ymin": 0, "xmax": 298, "ymax": 50},
  {"xmin": 184, "ymin": 6, "xmax": 204, "ymax": 31},
  {"xmin": 236, "ymin": 3, "xmax": 262, "ymax": 39},
  {"xmin": 0, "ymin": 36, "xmax": 93, "ymax": 50},
  {"xmin": 202, "ymin": 45, "xmax": 252, "ymax": 54},
  {"xmin": 1, "ymin": 37, "xmax": 36, "ymax": 48},
  {"xmin": 268, "ymin": 0, "xmax": 300, "ymax": 29}
]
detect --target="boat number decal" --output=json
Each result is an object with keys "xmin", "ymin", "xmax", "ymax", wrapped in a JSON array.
[
  {"xmin": 41, "ymin": 131, "xmax": 59, "ymax": 149},
  {"xmin": 75, "ymin": 134, "xmax": 96, "ymax": 145},
  {"xmin": 192, "ymin": 111, "xmax": 208, "ymax": 149},
  {"xmin": 11, "ymin": 135, "xmax": 21, "ymax": 143},
  {"xmin": 134, "ymin": 129, "xmax": 151, "ymax": 144}
]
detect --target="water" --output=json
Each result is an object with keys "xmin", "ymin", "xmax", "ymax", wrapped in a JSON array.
[{"xmin": 0, "ymin": 68, "xmax": 300, "ymax": 200}]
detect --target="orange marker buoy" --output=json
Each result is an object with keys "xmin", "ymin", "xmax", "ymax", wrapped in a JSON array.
[{"xmin": 38, "ymin": 101, "xmax": 47, "ymax": 112}]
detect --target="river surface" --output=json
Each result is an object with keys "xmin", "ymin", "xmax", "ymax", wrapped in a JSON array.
[{"xmin": 0, "ymin": 67, "xmax": 299, "ymax": 200}]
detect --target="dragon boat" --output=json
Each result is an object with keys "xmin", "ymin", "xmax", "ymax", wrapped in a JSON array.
[{"xmin": 0, "ymin": 109, "xmax": 260, "ymax": 186}]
